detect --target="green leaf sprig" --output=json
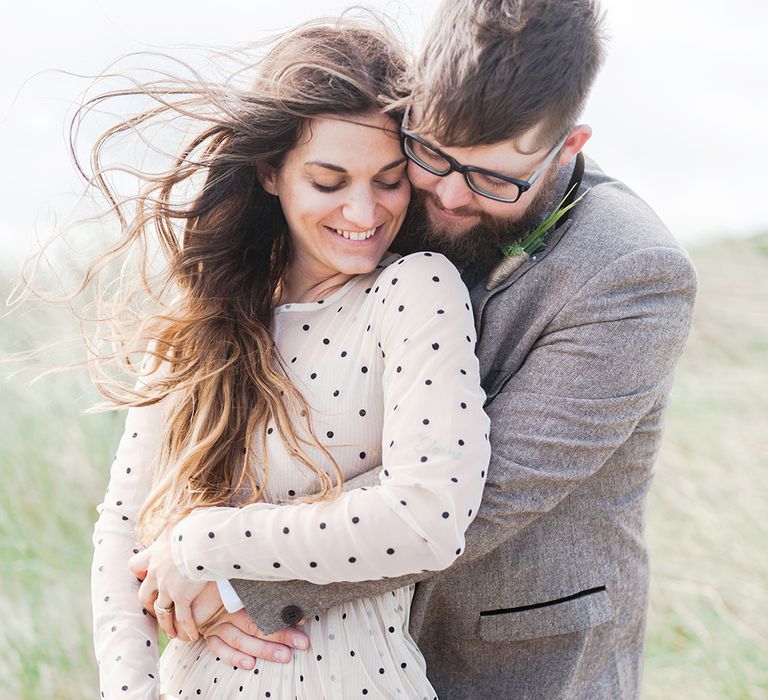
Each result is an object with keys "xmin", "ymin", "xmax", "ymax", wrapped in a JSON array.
[{"xmin": 486, "ymin": 185, "xmax": 589, "ymax": 290}]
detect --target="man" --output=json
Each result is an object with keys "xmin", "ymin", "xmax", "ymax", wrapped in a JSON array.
[{"xmin": 183, "ymin": 0, "xmax": 697, "ymax": 696}]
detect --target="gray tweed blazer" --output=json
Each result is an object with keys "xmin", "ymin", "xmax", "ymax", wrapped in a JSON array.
[{"xmin": 231, "ymin": 156, "xmax": 698, "ymax": 699}]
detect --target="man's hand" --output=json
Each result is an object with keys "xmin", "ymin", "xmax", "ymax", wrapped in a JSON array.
[
  {"xmin": 204, "ymin": 611, "xmax": 309, "ymax": 668},
  {"xmin": 176, "ymin": 581, "xmax": 310, "ymax": 668}
]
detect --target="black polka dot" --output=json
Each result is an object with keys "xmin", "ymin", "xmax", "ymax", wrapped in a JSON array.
[
  {"xmin": 451, "ymin": 477, "xmax": 459, "ymax": 483},
  {"xmin": 245, "ymin": 530, "xmax": 252, "ymax": 537},
  {"xmin": 333, "ymin": 389, "xmax": 340, "ymax": 397},
  {"xmin": 359, "ymin": 451, "xmax": 366, "ymax": 459},
  {"xmin": 352, "ymin": 516, "xmax": 359, "ymax": 524},
  {"xmin": 302, "ymin": 324, "xmax": 310, "ymax": 331},
  {"xmin": 320, "ymin": 522, "xmax": 327, "ymax": 529},
  {"xmin": 388, "ymin": 626, "xmax": 395, "ymax": 633},
  {"xmin": 288, "ymin": 489, "xmax": 296, "ymax": 496},
  {"xmin": 317, "ymin": 654, "xmax": 322, "ymax": 661},
  {"xmin": 420, "ymin": 456, "xmax": 427, "ymax": 463},
  {"xmin": 432, "ymin": 342, "xmax": 440, "ymax": 350},
  {"xmin": 340, "ymin": 351, "xmax": 347, "ymax": 358},
  {"xmin": 309, "ymin": 561, "xmax": 317, "ymax": 568},
  {"xmin": 359, "ymin": 409, "xmax": 366, "ymax": 416},
  {"xmin": 437, "ymin": 309, "xmax": 445, "ymax": 314},
  {"xmin": 396, "ymin": 366, "xmax": 402, "ymax": 373},
  {"xmin": 273, "ymin": 562, "xmax": 281, "ymax": 568},
  {"xmin": 422, "ymin": 418, "xmax": 430, "ymax": 425},
  {"xmin": 349, "ymin": 556, "xmax": 357, "ymax": 563},
  {"xmin": 379, "ymin": 667, "xmax": 385, "ymax": 674},
  {"xmin": 442, "ymin": 512, "xmax": 450, "ymax": 519},
  {"xmin": 234, "ymin": 564, "xmax": 241, "ymax": 569},
  {"xmin": 310, "ymin": 372, "xmax": 317, "ymax": 379},
  {"xmin": 432, "ymin": 276, "xmax": 440, "ymax": 282},
  {"xmin": 386, "ymin": 548, "xmax": 395, "ymax": 555},
  {"xmin": 461, "ymin": 402, "xmax": 467, "ymax": 409},
  {"xmin": 291, "ymin": 357, "xmax": 297, "ymax": 363},
  {"xmin": 322, "ymin": 338, "xmax": 330, "ymax": 345},
  {"xmin": 196, "ymin": 565, "xmax": 204, "ymax": 571},
  {"xmin": 361, "ymin": 366, "xmax": 368, "ymax": 373},
  {"xmin": 398, "ymin": 304, "xmax": 404, "ymax": 312},
  {"xmin": 458, "ymin": 439, "xmax": 465, "ymax": 446},
  {"xmin": 283, "ymin": 527, "xmax": 290, "ymax": 534},
  {"xmin": 425, "ymin": 379, "xmax": 432, "ymax": 385},
  {"xmin": 327, "ymin": 431, "xmax": 334, "ymax": 438},
  {"xmin": 208, "ymin": 531, "xmax": 215, "ymax": 539}
]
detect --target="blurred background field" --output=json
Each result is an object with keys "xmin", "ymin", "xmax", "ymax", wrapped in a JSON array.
[{"xmin": 1, "ymin": 234, "xmax": 766, "ymax": 699}]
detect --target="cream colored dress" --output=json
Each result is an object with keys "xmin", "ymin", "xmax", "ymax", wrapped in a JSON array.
[{"xmin": 91, "ymin": 252, "xmax": 490, "ymax": 699}]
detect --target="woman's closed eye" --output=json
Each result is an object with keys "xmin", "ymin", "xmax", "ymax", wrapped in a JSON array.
[{"xmin": 311, "ymin": 178, "xmax": 405, "ymax": 193}]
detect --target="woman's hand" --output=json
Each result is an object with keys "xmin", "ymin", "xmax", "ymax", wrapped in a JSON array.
[{"xmin": 129, "ymin": 528, "xmax": 206, "ymax": 642}]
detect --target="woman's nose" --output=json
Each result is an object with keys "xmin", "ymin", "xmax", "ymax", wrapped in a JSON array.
[{"xmin": 341, "ymin": 189, "xmax": 379, "ymax": 229}]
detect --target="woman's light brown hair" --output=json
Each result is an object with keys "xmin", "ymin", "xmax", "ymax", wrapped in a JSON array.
[{"xmin": 16, "ymin": 16, "xmax": 408, "ymax": 545}]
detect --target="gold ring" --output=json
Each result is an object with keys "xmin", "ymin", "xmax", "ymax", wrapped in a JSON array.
[{"xmin": 154, "ymin": 601, "xmax": 175, "ymax": 616}]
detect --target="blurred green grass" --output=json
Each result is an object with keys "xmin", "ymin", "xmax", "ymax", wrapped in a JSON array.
[{"xmin": 1, "ymin": 235, "xmax": 766, "ymax": 698}]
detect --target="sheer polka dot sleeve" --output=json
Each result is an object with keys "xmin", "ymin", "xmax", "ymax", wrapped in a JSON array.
[
  {"xmin": 91, "ymin": 397, "xmax": 167, "ymax": 699},
  {"xmin": 171, "ymin": 253, "xmax": 491, "ymax": 584}
]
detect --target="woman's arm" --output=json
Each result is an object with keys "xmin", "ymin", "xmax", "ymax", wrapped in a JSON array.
[
  {"xmin": 91, "ymin": 396, "xmax": 166, "ymax": 699},
  {"xmin": 169, "ymin": 253, "xmax": 491, "ymax": 584}
]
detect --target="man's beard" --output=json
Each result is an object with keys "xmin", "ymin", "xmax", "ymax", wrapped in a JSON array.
[{"xmin": 393, "ymin": 165, "xmax": 560, "ymax": 268}]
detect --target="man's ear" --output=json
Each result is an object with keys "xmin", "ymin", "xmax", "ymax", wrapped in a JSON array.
[
  {"xmin": 257, "ymin": 164, "xmax": 279, "ymax": 196},
  {"xmin": 559, "ymin": 124, "xmax": 592, "ymax": 165}
]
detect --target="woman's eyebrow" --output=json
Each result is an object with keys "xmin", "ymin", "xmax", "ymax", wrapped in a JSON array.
[{"xmin": 305, "ymin": 157, "xmax": 407, "ymax": 174}]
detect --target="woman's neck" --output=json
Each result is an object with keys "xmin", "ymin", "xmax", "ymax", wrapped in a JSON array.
[{"xmin": 279, "ymin": 267, "xmax": 354, "ymax": 305}]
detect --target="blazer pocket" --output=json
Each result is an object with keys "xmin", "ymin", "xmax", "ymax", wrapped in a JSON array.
[{"xmin": 478, "ymin": 586, "xmax": 614, "ymax": 642}]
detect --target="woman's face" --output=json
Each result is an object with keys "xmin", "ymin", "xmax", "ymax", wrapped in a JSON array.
[{"xmin": 262, "ymin": 112, "xmax": 410, "ymax": 281}]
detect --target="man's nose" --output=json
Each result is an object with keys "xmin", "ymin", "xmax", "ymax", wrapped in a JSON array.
[
  {"xmin": 434, "ymin": 171, "xmax": 474, "ymax": 210},
  {"xmin": 342, "ymin": 189, "xmax": 378, "ymax": 229}
]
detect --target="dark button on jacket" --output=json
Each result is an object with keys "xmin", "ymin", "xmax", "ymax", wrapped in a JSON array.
[{"xmin": 281, "ymin": 605, "xmax": 304, "ymax": 626}]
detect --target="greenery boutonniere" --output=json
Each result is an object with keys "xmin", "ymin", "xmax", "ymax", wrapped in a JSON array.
[{"xmin": 486, "ymin": 185, "xmax": 589, "ymax": 290}]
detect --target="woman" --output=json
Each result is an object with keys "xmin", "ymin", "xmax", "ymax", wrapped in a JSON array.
[{"xmin": 88, "ymin": 17, "xmax": 490, "ymax": 699}]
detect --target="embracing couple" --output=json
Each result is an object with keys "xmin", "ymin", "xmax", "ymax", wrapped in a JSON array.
[{"xmin": 89, "ymin": 0, "xmax": 697, "ymax": 698}]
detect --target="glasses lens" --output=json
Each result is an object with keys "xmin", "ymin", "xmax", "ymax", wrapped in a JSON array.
[
  {"xmin": 403, "ymin": 137, "xmax": 452, "ymax": 175},
  {"xmin": 467, "ymin": 171, "xmax": 521, "ymax": 202}
]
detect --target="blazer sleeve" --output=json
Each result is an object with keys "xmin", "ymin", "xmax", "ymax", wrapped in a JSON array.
[
  {"xmin": 228, "ymin": 244, "xmax": 697, "ymax": 635},
  {"xmin": 170, "ymin": 253, "xmax": 491, "ymax": 585}
]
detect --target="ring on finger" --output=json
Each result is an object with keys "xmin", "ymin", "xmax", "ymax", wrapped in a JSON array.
[{"xmin": 154, "ymin": 600, "xmax": 175, "ymax": 616}]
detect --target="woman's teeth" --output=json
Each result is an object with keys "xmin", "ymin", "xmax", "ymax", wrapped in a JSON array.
[{"xmin": 333, "ymin": 227, "xmax": 377, "ymax": 241}]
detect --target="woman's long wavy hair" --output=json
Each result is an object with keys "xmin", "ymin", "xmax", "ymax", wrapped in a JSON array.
[{"xmin": 18, "ymin": 17, "xmax": 409, "ymax": 545}]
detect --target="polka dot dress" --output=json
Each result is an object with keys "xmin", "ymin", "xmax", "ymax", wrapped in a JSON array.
[{"xmin": 91, "ymin": 252, "xmax": 490, "ymax": 699}]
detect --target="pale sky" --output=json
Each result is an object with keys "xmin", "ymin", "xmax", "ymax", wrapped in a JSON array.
[{"xmin": 1, "ymin": 0, "xmax": 765, "ymax": 262}]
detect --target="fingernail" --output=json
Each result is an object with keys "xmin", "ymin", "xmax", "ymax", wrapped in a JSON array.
[
  {"xmin": 275, "ymin": 649, "xmax": 291, "ymax": 663},
  {"xmin": 240, "ymin": 658, "xmax": 255, "ymax": 669},
  {"xmin": 292, "ymin": 635, "xmax": 308, "ymax": 650}
]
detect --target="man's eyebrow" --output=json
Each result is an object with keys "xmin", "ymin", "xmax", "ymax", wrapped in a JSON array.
[{"xmin": 305, "ymin": 157, "xmax": 407, "ymax": 174}]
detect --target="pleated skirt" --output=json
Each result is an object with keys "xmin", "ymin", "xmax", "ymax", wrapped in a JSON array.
[{"xmin": 158, "ymin": 585, "xmax": 438, "ymax": 699}]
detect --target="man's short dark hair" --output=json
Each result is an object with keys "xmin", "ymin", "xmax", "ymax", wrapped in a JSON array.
[{"xmin": 410, "ymin": 0, "xmax": 606, "ymax": 150}]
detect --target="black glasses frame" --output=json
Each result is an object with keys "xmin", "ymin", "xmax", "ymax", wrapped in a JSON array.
[{"xmin": 400, "ymin": 106, "xmax": 568, "ymax": 204}]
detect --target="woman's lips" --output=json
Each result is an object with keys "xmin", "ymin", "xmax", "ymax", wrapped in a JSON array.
[{"xmin": 325, "ymin": 224, "xmax": 383, "ymax": 241}]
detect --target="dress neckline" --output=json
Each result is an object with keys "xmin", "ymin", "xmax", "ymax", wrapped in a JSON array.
[{"xmin": 273, "ymin": 253, "xmax": 399, "ymax": 314}]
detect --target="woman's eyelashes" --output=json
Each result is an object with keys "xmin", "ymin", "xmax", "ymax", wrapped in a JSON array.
[{"xmin": 310, "ymin": 178, "xmax": 405, "ymax": 194}]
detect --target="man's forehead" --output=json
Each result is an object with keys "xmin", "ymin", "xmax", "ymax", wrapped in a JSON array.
[{"xmin": 407, "ymin": 103, "xmax": 547, "ymax": 158}]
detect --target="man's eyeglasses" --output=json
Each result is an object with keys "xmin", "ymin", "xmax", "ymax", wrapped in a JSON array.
[{"xmin": 400, "ymin": 106, "xmax": 568, "ymax": 204}]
